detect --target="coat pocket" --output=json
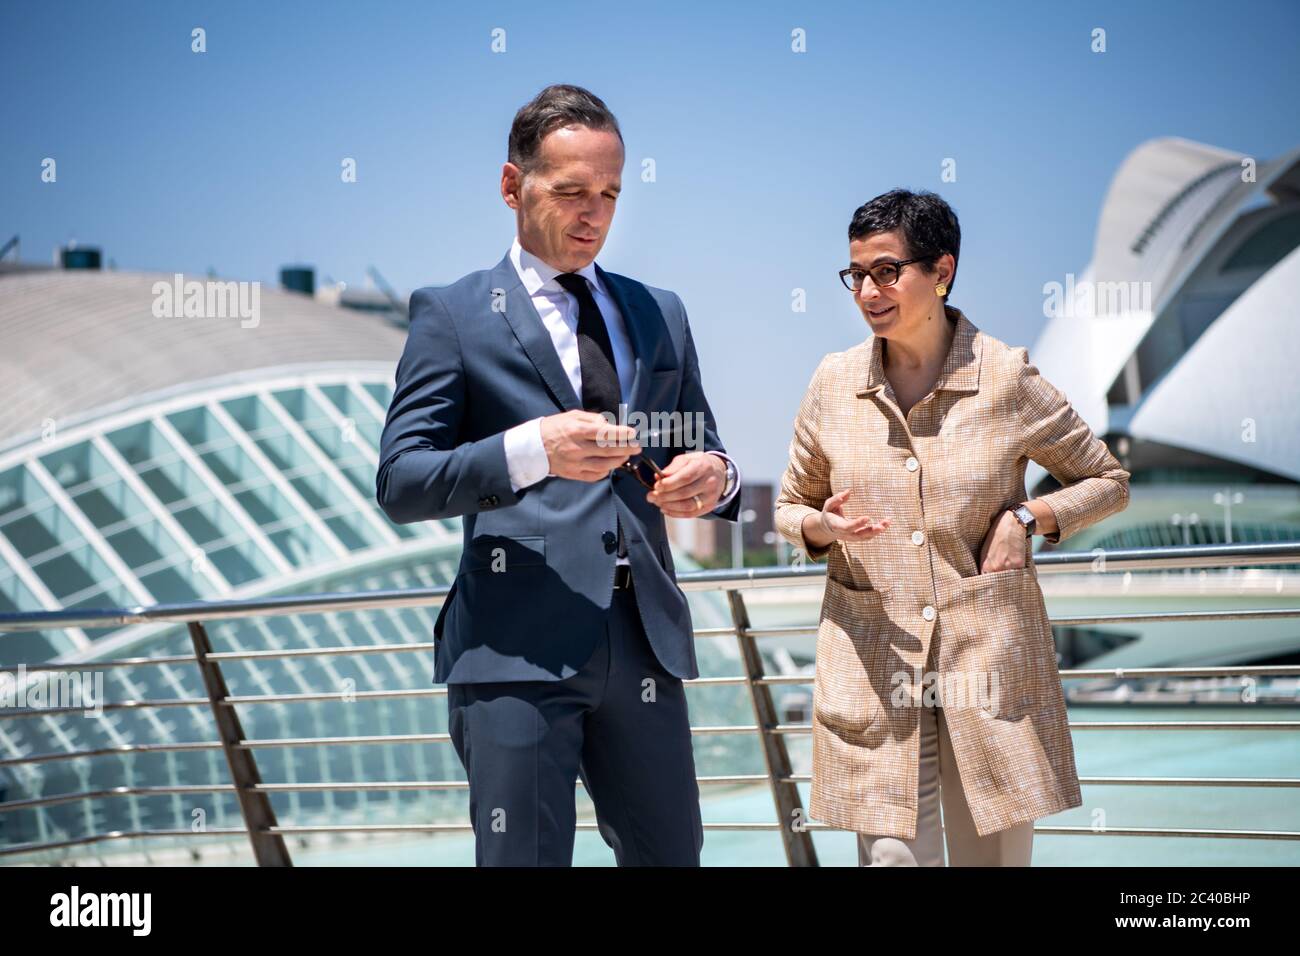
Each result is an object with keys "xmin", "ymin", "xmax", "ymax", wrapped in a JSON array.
[
  {"xmin": 948, "ymin": 565, "xmax": 1055, "ymax": 717},
  {"xmin": 813, "ymin": 577, "xmax": 887, "ymax": 736}
]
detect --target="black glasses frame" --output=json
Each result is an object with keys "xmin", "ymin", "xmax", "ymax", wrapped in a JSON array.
[
  {"xmin": 619, "ymin": 454, "xmax": 667, "ymax": 491},
  {"xmin": 610, "ymin": 422, "xmax": 690, "ymax": 490},
  {"xmin": 839, "ymin": 257, "xmax": 930, "ymax": 292}
]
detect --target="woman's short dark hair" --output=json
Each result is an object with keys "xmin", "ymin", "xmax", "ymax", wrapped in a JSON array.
[
  {"xmin": 848, "ymin": 189, "xmax": 961, "ymax": 300},
  {"xmin": 508, "ymin": 84, "xmax": 623, "ymax": 176}
]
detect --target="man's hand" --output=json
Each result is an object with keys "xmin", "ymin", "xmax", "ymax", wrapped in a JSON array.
[
  {"xmin": 646, "ymin": 452, "xmax": 727, "ymax": 518},
  {"xmin": 540, "ymin": 410, "xmax": 640, "ymax": 482},
  {"xmin": 977, "ymin": 509, "xmax": 1028, "ymax": 573}
]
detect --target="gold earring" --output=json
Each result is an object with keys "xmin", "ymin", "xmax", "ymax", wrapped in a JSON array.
[{"xmin": 935, "ymin": 283, "xmax": 947, "ymax": 296}]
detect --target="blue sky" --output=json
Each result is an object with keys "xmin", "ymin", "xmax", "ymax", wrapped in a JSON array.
[{"xmin": 4, "ymin": 0, "xmax": 1298, "ymax": 481}]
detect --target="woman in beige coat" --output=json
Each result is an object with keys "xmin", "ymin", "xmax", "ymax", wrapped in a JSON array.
[{"xmin": 774, "ymin": 189, "xmax": 1131, "ymax": 866}]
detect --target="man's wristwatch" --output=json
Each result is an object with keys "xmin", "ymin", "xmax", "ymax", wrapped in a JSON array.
[
  {"xmin": 720, "ymin": 457, "xmax": 738, "ymax": 500},
  {"xmin": 1010, "ymin": 504, "xmax": 1037, "ymax": 537}
]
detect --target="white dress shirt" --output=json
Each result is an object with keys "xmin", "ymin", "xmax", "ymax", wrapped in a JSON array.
[{"xmin": 502, "ymin": 237, "xmax": 740, "ymax": 563}]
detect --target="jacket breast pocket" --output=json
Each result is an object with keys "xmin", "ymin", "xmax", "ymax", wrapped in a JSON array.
[
  {"xmin": 814, "ymin": 577, "xmax": 887, "ymax": 737},
  {"xmin": 645, "ymin": 368, "xmax": 681, "ymax": 421}
]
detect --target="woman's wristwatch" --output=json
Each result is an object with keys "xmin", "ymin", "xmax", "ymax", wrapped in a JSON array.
[{"xmin": 1010, "ymin": 504, "xmax": 1037, "ymax": 537}]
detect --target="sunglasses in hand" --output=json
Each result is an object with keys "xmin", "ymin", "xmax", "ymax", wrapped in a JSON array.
[{"xmin": 614, "ymin": 424, "xmax": 686, "ymax": 491}]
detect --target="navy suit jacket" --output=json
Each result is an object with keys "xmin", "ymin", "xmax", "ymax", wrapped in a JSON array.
[{"xmin": 376, "ymin": 252, "xmax": 740, "ymax": 684}]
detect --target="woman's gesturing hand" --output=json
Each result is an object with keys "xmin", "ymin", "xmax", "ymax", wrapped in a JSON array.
[
  {"xmin": 977, "ymin": 509, "xmax": 1029, "ymax": 573},
  {"xmin": 802, "ymin": 488, "xmax": 890, "ymax": 549}
]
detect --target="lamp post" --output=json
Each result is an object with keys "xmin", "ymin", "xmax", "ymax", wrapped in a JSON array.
[
  {"xmin": 1171, "ymin": 512, "xmax": 1200, "ymax": 575},
  {"xmin": 732, "ymin": 508, "xmax": 756, "ymax": 569},
  {"xmin": 1212, "ymin": 488, "xmax": 1244, "ymax": 543}
]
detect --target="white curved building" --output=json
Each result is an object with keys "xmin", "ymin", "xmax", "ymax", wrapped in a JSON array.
[
  {"xmin": 1030, "ymin": 136, "xmax": 1300, "ymax": 508},
  {"xmin": 1027, "ymin": 137, "xmax": 1300, "ymax": 670}
]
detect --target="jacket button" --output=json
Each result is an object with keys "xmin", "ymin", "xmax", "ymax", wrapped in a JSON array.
[
  {"xmin": 922, "ymin": 605, "xmax": 936, "ymax": 621},
  {"xmin": 489, "ymin": 495, "xmax": 499, "ymax": 506},
  {"xmin": 912, "ymin": 530, "xmax": 925, "ymax": 546},
  {"xmin": 601, "ymin": 530, "xmax": 617, "ymax": 552},
  {"xmin": 905, "ymin": 456, "xmax": 919, "ymax": 471}
]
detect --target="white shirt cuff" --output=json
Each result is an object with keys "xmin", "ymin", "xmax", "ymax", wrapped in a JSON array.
[
  {"xmin": 503, "ymin": 417, "xmax": 550, "ymax": 492},
  {"xmin": 708, "ymin": 450, "xmax": 741, "ymax": 512}
]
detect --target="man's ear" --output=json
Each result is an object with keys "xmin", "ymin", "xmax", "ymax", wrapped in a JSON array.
[{"xmin": 501, "ymin": 162, "xmax": 523, "ymax": 209}]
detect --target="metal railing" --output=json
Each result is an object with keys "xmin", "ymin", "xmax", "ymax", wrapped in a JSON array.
[{"xmin": 1, "ymin": 541, "xmax": 1298, "ymax": 865}]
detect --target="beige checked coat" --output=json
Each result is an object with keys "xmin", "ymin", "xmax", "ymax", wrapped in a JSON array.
[{"xmin": 774, "ymin": 305, "xmax": 1130, "ymax": 839}]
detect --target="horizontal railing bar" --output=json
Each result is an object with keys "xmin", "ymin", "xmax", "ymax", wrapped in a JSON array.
[
  {"xmin": 1, "ymin": 697, "xmax": 220, "ymax": 718},
  {"xmin": 0, "ymin": 783, "xmax": 239, "ymax": 812},
  {"xmin": 6, "ymin": 821, "xmax": 1297, "ymax": 857},
  {"xmin": 7, "ymin": 718, "xmax": 1300, "ymax": 769},
  {"xmin": 8, "ymin": 635, "xmax": 1300, "ymax": 682},
  {"xmin": 1029, "ymin": 826, "xmax": 1300, "ymax": 840},
  {"xmin": 678, "ymin": 542, "xmax": 1300, "ymax": 591},
  {"xmin": 0, "ymin": 741, "xmax": 222, "ymax": 767},
  {"xmin": 5, "ymin": 717, "xmax": 1297, "ymax": 770},
  {"xmin": 7, "ymin": 773, "xmax": 1297, "ymax": 816},
  {"xmin": 0, "ymin": 586, "xmax": 453, "ymax": 633},
  {"xmin": 0, "ymin": 829, "xmax": 252, "ymax": 857},
  {"xmin": 8, "ymin": 664, "xmax": 1298, "ymax": 716},
  {"xmin": 0, "ymin": 775, "xmax": 769, "ymax": 811},
  {"xmin": 0, "ymin": 774, "xmax": 779, "ymax": 814},
  {"xmin": 1, "ymin": 542, "xmax": 1296, "ymax": 633},
  {"xmin": 1048, "ymin": 609, "xmax": 1300, "ymax": 626},
  {"xmin": 2, "ymin": 644, "xmax": 442, "ymax": 672},
  {"xmin": 765, "ymin": 721, "xmax": 1300, "ymax": 734}
]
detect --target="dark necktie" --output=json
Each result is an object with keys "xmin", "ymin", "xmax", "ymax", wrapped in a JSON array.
[{"xmin": 554, "ymin": 272, "xmax": 627, "ymax": 559}]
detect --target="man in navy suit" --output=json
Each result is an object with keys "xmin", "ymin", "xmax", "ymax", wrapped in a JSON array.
[{"xmin": 376, "ymin": 84, "xmax": 741, "ymax": 866}]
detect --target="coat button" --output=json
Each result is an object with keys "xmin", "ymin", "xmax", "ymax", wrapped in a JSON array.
[
  {"xmin": 922, "ymin": 605, "xmax": 936, "ymax": 621},
  {"xmin": 601, "ymin": 530, "xmax": 617, "ymax": 552},
  {"xmin": 912, "ymin": 530, "xmax": 925, "ymax": 546},
  {"xmin": 905, "ymin": 456, "xmax": 919, "ymax": 471}
]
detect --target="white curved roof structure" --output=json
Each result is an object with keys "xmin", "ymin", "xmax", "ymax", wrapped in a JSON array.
[
  {"xmin": 0, "ymin": 269, "xmax": 468, "ymax": 664},
  {"xmin": 1128, "ymin": 244, "xmax": 1300, "ymax": 482},
  {"xmin": 1027, "ymin": 136, "xmax": 1300, "ymax": 492},
  {"xmin": 0, "ymin": 270, "xmax": 410, "ymax": 453}
]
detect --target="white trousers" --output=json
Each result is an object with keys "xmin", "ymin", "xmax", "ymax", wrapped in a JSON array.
[{"xmin": 857, "ymin": 705, "xmax": 1034, "ymax": 866}]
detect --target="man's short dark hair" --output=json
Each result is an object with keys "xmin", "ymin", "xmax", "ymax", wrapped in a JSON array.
[
  {"xmin": 848, "ymin": 189, "xmax": 961, "ymax": 300},
  {"xmin": 508, "ymin": 84, "xmax": 623, "ymax": 176}
]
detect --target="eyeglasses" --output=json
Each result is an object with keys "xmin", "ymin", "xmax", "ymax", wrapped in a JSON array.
[
  {"xmin": 839, "ymin": 258, "xmax": 930, "ymax": 292},
  {"xmin": 619, "ymin": 454, "xmax": 667, "ymax": 491},
  {"xmin": 613, "ymin": 424, "xmax": 682, "ymax": 490}
]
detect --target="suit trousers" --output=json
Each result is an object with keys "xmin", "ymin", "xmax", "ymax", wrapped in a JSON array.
[
  {"xmin": 856, "ymin": 700, "xmax": 1035, "ymax": 866},
  {"xmin": 445, "ymin": 581, "xmax": 704, "ymax": 866}
]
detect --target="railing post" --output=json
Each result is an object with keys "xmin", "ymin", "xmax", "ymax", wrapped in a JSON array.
[
  {"xmin": 187, "ymin": 621, "xmax": 293, "ymax": 866},
  {"xmin": 725, "ymin": 589, "xmax": 818, "ymax": 867}
]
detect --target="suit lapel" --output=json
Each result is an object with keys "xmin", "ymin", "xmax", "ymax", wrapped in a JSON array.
[
  {"xmin": 596, "ymin": 264, "xmax": 662, "ymax": 414},
  {"xmin": 491, "ymin": 254, "xmax": 581, "ymax": 412}
]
